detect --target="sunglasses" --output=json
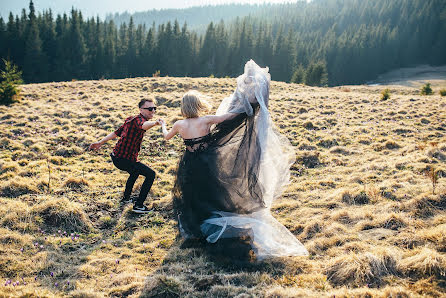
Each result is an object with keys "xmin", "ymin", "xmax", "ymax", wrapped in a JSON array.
[{"xmin": 142, "ymin": 107, "xmax": 157, "ymax": 111}]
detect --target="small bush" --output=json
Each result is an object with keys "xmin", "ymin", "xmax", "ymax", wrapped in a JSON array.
[
  {"xmin": 399, "ymin": 248, "xmax": 445, "ymax": 278},
  {"xmin": 326, "ymin": 251, "xmax": 398, "ymax": 287},
  {"xmin": 440, "ymin": 89, "xmax": 446, "ymax": 96},
  {"xmin": 290, "ymin": 65, "xmax": 305, "ymax": 84},
  {"xmin": 54, "ymin": 146, "xmax": 83, "ymax": 157},
  {"xmin": 421, "ymin": 83, "xmax": 433, "ymax": 95},
  {"xmin": 381, "ymin": 88, "xmax": 390, "ymax": 101},
  {"xmin": 0, "ymin": 180, "xmax": 38, "ymax": 197},
  {"xmin": 63, "ymin": 177, "xmax": 90, "ymax": 191},
  {"xmin": 31, "ymin": 197, "xmax": 93, "ymax": 232},
  {"xmin": 0, "ymin": 59, "xmax": 23, "ymax": 105},
  {"xmin": 297, "ymin": 153, "xmax": 321, "ymax": 168},
  {"xmin": 152, "ymin": 70, "xmax": 161, "ymax": 77},
  {"xmin": 342, "ymin": 191, "xmax": 370, "ymax": 205}
]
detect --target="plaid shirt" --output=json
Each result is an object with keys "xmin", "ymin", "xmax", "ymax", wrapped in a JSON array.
[{"xmin": 112, "ymin": 114, "xmax": 147, "ymax": 161}]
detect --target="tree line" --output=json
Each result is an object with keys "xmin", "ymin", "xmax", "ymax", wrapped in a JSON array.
[{"xmin": 0, "ymin": 0, "xmax": 445, "ymax": 86}]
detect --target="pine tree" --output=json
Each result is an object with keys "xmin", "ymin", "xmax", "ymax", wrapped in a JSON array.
[
  {"xmin": 290, "ymin": 64, "xmax": 305, "ymax": 84},
  {"xmin": 0, "ymin": 58, "xmax": 23, "ymax": 105},
  {"xmin": 199, "ymin": 22, "xmax": 217, "ymax": 76},
  {"xmin": 23, "ymin": 0, "xmax": 48, "ymax": 82},
  {"xmin": 68, "ymin": 8, "xmax": 87, "ymax": 79},
  {"xmin": 305, "ymin": 61, "xmax": 328, "ymax": 86},
  {"xmin": 141, "ymin": 23, "xmax": 155, "ymax": 76}
]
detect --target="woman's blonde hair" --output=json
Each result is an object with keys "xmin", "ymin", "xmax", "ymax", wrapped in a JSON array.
[{"xmin": 181, "ymin": 90, "xmax": 211, "ymax": 118}]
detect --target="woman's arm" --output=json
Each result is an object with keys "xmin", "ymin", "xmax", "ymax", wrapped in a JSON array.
[
  {"xmin": 160, "ymin": 120, "xmax": 180, "ymax": 140},
  {"xmin": 204, "ymin": 113, "xmax": 237, "ymax": 125}
]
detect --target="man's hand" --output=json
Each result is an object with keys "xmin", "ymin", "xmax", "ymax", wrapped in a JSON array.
[
  {"xmin": 89, "ymin": 142, "xmax": 102, "ymax": 151},
  {"xmin": 158, "ymin": 119, "xmax": 165, "ymax": 126}
]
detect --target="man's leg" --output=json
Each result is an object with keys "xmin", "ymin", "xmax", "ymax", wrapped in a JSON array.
[
  {"xmin": 133, "ymin": 162, "xmax": 156, "ymax": 207},
  {"xmin": 111, "ymin": 154, "xmax": 139, "ymax": 202},
  {"xmin": 124, "ymin": 172, "xmax": 139, "ymax": 200}
]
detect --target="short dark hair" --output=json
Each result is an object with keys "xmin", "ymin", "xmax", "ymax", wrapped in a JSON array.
[{"xmin": 138, "ymin": 98, "xmax": 155, "ymax": 108}]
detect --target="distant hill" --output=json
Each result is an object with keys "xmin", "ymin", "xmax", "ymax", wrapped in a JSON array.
[{"xmin": 105, "ymin": 4, "xmax": 270, "ymax": 33}]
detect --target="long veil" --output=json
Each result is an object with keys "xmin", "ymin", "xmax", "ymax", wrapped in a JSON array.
[{"xmin": 201, "ymin": 60, "xmax": 308, "ymax": 259}]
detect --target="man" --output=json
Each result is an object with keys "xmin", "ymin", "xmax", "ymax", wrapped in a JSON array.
[{"xmin": 89, "ymin": 99, "xmax": 160, "ymax": 214}]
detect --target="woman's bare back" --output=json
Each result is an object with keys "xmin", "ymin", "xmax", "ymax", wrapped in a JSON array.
[{"xmin": 177, "ymin": 117, "xmax": 212, "ymax": 139}]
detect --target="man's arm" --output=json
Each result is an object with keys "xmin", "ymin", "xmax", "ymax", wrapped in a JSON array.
[
  {"xmin": 89, "ymin": 132, "xmax": 118, "ymax": 150},
  {"xmin": 141, "ymin": 120, "xmax": 160, "ymax": 130}
]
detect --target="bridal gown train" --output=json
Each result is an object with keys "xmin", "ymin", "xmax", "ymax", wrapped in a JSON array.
[{"xmin": 173, "ymin": 60, "xmax": 308, "ymax": 259}]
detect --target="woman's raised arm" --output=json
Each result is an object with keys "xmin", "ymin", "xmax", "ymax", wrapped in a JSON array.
[
  {"xmin": 204, "ymin": 113, "xmax": 237, "ymax": 125},
  {"xmin": 160, "ymin": 119, "xmax": 180, "ymax": 140}
]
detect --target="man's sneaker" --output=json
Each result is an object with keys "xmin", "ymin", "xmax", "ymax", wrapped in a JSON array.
[
  {"xmin": 120, "ymin": 197, "xmax": 133, "ymax": 204},
  {"xmin": 132, "ymin": 205, "xmax": 151, "ymax": 214}
]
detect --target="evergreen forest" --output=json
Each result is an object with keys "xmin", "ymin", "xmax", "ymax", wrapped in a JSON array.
[{"xmin": 1, "ymin": 0, "xmax": 445, "ymax": 86}]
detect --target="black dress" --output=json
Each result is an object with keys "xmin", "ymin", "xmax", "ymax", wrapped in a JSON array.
[
  {"xmin": 173, "ymin": 60, "xmax": 308, "ymax": 259},
  {"xmin": 173, "ymin": 105, "xmax": 264, "ymax": 239}
]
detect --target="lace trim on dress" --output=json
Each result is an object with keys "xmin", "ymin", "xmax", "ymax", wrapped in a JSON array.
[{"xmin": 183, "ymin": 133, "xmax": 213, "ymax": 153}]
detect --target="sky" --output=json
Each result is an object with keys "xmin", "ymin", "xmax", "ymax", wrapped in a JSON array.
[{"xmin": 0, "ymin": 0, "xmax": 305, "ymax": 19}]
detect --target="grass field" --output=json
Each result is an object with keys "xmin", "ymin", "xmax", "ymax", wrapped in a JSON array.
[{"xmin": 0, "ymin": 76, "xmax": 445, "ymax": 297}]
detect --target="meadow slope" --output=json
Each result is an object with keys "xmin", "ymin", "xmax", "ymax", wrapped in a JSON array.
[{"xmin": 0, "ymin": 77, "xmax": 445, "ymax": 297}]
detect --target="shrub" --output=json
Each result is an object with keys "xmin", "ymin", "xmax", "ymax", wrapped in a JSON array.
[
  {"xmin": 290, "ymin": 65, "xmax": 305, "ymax": 84},
  {"xmin": 0, "ymin": 180, "xmax": 38, "ymax": 197},
  {"xmin": 381, "ymin": 88, "xmax": 390, "ymax": 100},
  {"xmin": 421, "ymin": 83, "xmax": 433, "ymax": 95},
  {"xmin": 31, "ymin": 197, "xmax": 93, "ymax": 232},
  {"xmin": 342, "ymin": 191, "xmax": 370, "ymax": 205},
  {"xmin": 439, "ymin": 89, "xmax": 446, "ymax": 96},
  {"xmin": 63, "ymin": 177, "xmax": 90, "ymax": 191},
  {"xmin": 152, "ymin": 70, "xmax": 161, "ymax": 77},
  {"xmin": 304, "ymin": 61, "xmax": 328, "ymax": 87},
  {"xmin": 0, "ymin": 59, "xmax": 23, "ymax": 105},
  {"xmin": 326, "ymin": 251, "xmax": 398, "ymax": 287}
]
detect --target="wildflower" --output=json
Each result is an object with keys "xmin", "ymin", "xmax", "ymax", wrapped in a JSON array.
[
  {"xmin": 58, "ymin": 230, "xmax": 61, "ymax": 234},
  {"xmin": 40, "ymin": 245, "xmax": 44, "ymax": 249},
  {"xmin": 67, "ymin": 281, "xmax": 70, "ymax": 285},
  {"xmin": 50, "ymin": 272, "xmax": 54, "ymax": 277},
  {"xmin": 55, "ymin": 282, "xmax": 58, "ymax": 286},
  {"xmin": 20, "ymin": 248, "xmax": 24, "ymax": 252},
  {"xmin": 34, "ymin": 276, "xmax": 37, "ymax": 281},
  {"xmin": 115, "ymin": 259, "xmax": 119, "ymax": 264}
]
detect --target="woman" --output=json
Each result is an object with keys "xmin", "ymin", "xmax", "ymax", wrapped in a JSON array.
[{"xmin": 160, "ymin": 60, "xmax": 308, "ymax": 259}]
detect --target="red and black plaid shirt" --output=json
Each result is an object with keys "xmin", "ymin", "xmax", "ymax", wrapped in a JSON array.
[{"xmin": 112, "ymin": 114, "xmax": 147, "ymax": 161}]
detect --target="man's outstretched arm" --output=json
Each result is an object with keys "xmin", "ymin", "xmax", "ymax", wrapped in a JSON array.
[{"xmin": 89, "ymin": 132, "xmax": 118, "ymax": 150}]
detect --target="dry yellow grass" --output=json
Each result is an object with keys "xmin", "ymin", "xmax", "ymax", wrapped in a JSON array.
[{"xmin": 0, "ymin": 76, "xmax": 445, "ymax": 296}]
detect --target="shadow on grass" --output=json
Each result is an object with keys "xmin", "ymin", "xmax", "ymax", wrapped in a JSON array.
[{"xmin": 139, "ymin": 235, "xmax": 309, "ymax": 297}]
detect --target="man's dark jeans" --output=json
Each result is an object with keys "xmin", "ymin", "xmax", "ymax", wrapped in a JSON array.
[{"xmin": 111, "ymin": 154, "xmax": 155, "ymax": 207}]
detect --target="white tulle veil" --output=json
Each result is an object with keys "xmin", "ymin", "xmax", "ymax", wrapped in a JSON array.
[{"xmin": 202, "ymin": 60, "xmax": 308, "ymax": 259}]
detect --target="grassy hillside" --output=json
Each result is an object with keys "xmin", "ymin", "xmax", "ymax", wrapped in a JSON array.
[{"xmin": 0, "ymin": 77, "xmax": 445, "ymax": 297}]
